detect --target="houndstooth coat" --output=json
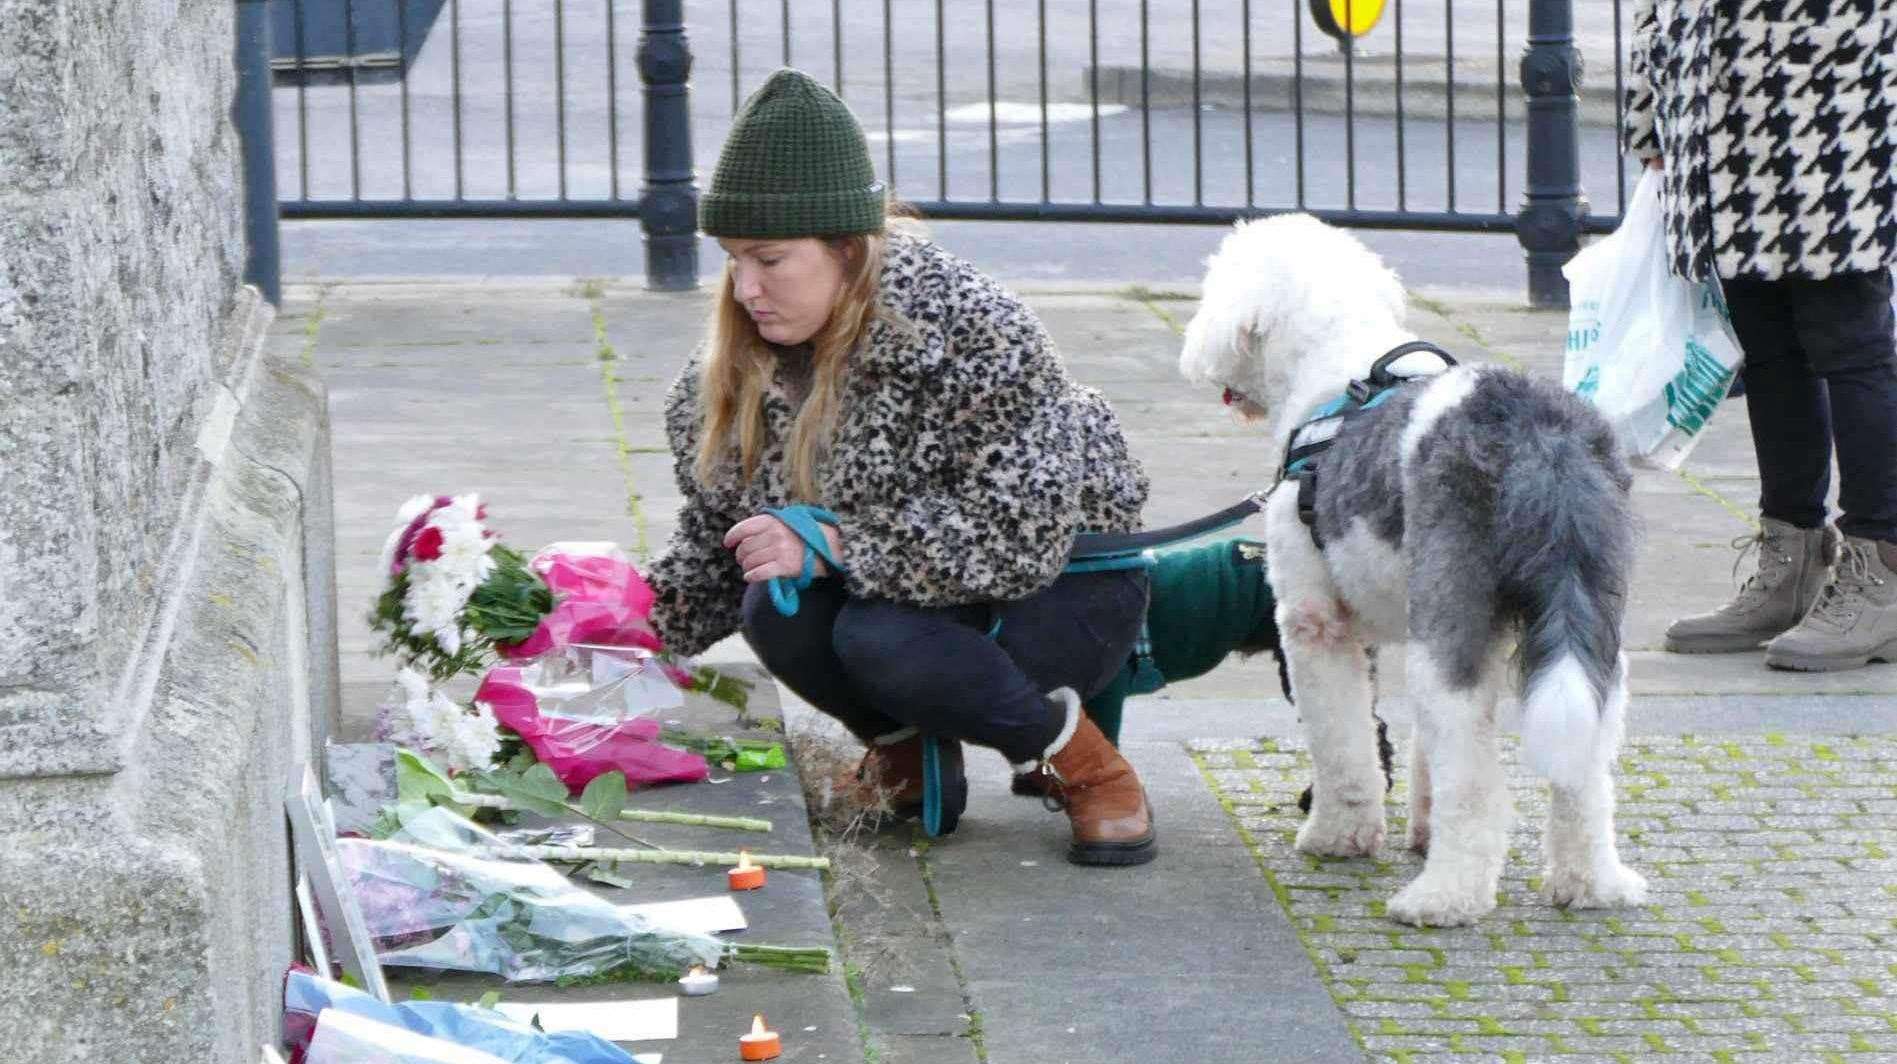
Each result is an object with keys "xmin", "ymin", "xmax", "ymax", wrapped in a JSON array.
[
  {"xmin": 1623, "ymin": 0, "xmax": 1897, "ymax": 282},
  {"xmin": 645, "ymin": 234, "xmax": 1151, "ymax": 657}
]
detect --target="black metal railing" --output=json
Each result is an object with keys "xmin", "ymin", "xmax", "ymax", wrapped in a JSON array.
[{"xmin": 248, "ymin": 0, "xmax": 1635, "ymax": 303}]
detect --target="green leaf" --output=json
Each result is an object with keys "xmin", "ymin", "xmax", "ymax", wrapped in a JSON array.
[
  {"xmin": 394, "ymin": 748, "xmax": 457, "ymax": 803},
  {"xmin": 581, "ymin": 861, "xmax": 635, "ymax": 889},
  {"xmin": 407, "ymin": 987, "xmax": 434, "ymax": 1001},
  {"xmin": 495, "ymin": 761, "xmax": 571, "ymax": 816},
  {"xmin": 579, "ymin": 771, "xmax": 629, "ymax": 823},
  {"xmin": 370, "ymin": 799, "xmax": 438, "ymax": 838},
  {"xmin": 473, "ymin": 990, "xmax": 502, "ymax": 1011},
  {"xmin": 734, "ymin": 743, "xmax": 786, "ymax": 772}
]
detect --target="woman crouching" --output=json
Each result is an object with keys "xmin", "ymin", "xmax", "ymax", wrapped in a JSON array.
[{"xmin": 643, "ymin": 69, "xmax": 1157, "ymax": 865}]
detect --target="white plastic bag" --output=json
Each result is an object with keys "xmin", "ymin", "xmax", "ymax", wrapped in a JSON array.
[{"xmin": 1563, "ymin": 170, "xmax": 1744, "ymax": 470}]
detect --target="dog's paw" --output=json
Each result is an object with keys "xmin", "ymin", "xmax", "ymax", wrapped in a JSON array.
[
  {"xmin": 1386, "ymin": 874, "xmax": 1496, "ymax": 928},
  {"xmin": 1543, "ymin": 861, "xmax": 1648, "ymax": 910},
  {"xmin": 1296, "ymin": 808, "xmax": 1385, "ymax": 857},
  {"xmin": 1404, "ymin": 818, "xmax": 1430, "ymax": 855}
]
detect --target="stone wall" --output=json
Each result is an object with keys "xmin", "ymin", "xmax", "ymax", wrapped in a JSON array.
[{"xmin": 0, "ymin": 2, "xmax": 335, "ymax": 1060}]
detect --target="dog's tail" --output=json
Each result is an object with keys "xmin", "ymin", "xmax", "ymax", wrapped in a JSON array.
[{"xmin": 1502, "ymin": 431, "xmax": 1634, "ymax": 793}]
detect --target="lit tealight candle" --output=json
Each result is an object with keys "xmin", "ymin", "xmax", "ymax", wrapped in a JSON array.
[
  {"xmin": 727, "ymin": 850, "xmax": 766, "ymax": 891},
  {"xmin": 738, "ymin": 1013, "xmax": 781, "ymax": 1060},
  {"xmin": 677, "ymin": 964, "xmax": 719, "ymax": 996}
]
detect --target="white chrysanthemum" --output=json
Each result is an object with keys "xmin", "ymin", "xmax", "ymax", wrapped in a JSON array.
[
  {"xmin": 379, "ymin": 669, "xmax": 503, "ymax": 771},
  {"xmin": 403, "ymin": 570, "xmax": 468, "ymax": 650},
  {"xmin": 447, "ymin": 700, "xmax": 506, "ymax": 769},
  {"xmin": 430, "ymin": 494, "xmax": 497, "ymax": 585}
]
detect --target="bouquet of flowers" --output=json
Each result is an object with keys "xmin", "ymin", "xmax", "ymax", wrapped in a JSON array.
[
  {"xmin": 368, "ymin": 495, "xmax": 754, "ymax": 792},
  {"xmin": 341, "ymin": 806, "xmax": 827, "ymax": 983},
  {"xmin": 371, "ymin": 494, "xmax": 554, "ymax": 682}
]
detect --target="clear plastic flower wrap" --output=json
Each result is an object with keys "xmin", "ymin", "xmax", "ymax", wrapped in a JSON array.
[
  {"xmin": 514, "ymin": 643, "xmax": 683, "ymax": 724},
  {"xmin": 340, "ymin": 805, "xmax": 724, "ymax": 982},
  {"xmin": 478, "ymin": 644, "xmax": 708, "ymax": 792}
]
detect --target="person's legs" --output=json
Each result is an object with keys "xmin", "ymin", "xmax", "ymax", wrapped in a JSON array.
[
  {"xmin": 1729, "ymin": 278, "xmax": 1833, "ymax": 528},
  {"xmin": 740, "ymin": 577, "xmax": 904, "ymax": 744},
  {"xmin": 1665, "ymin": 277, "xmax": 1842, "ymax": 653},
  {"xmin": 1763, "ymin": 271, "xmax": 1897, "ymax": 671},
  {"xmin": 831, "ymin": 568, "xmax": 1157, "ymax": 864},
  {"xmin": 828, "ymin": 569, "xmax": 1148, "ymax": 763},
  {"xmin": 742, "ymin": 578, "xmax": 962, "ymax": 824},
  {"xmin": 1793, "ymin": 270, "xmax": 1897, "ymax": 544}
]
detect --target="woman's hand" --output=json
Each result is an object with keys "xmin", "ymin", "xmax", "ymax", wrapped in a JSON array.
[{"xmin": 723, "ymin": 514, "xmax": 845, "ymax": 583}]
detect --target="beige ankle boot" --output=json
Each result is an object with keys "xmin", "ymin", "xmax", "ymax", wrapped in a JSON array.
[
  {"xmin": 1664, "ymin": 518, "xmax": 1839, "ymax": 653},
  {"xmin": 1764, "ymin": 537, "xmax": 1897, "ymax": 672}
]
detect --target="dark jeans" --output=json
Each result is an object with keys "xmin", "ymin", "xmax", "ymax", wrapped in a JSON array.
[
  {"xmin": 740, "ymin": 568, "xmax": 1150, "ymax": 764},
  {"xmin": 1727, "ymin": 270, "xmax": 1897, "ymax": 544}
]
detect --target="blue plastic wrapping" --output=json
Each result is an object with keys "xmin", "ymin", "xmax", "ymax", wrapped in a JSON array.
[{"xmin": 284, "ymin": 971, "xmax": 636, "ymax": 1064}]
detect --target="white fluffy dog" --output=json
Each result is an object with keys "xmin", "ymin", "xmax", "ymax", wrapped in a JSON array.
[{"xmin": 1180, "ymin": 215, "xmax": 1647, "ymax": 927}]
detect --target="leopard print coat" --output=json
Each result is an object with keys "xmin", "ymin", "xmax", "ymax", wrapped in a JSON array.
[
  {"xmin": 645, "ymin": 234, "xmax": 1151, "ymax": 656},
  {"xmin": 1623, "ymin": 0, "xmax": 1897, "ymax": 282}
]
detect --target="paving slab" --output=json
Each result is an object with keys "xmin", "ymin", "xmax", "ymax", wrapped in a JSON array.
[
  {"xmin": 1193, "ymin": 730, "xmax": 1897, "ymax": 1064},
  {"xmin": 918, "ymin": 740, "xmax": 1363, "ymax": 1064}
]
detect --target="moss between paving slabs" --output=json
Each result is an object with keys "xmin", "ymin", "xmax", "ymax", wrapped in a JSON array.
[
  {"xmin": 572, "ymin": 280, "xmax": 652, "ymax": 558},
  {"xmin": 1191, "ymin": 733, "xmax": 1897, "ymax": 1061}
]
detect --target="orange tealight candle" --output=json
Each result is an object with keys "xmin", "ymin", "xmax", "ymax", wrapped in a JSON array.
[
  {"xmin": 738, "ymin": 1013, "xmax": 781, "ymax": 1060},
  {"xmin": 727, "ymin": 850, "xmax": 766, "ymax": 891}
]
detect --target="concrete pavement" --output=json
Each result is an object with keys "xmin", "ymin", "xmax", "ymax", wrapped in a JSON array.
[{"xmin": 286, "ymin": 257, "xmax": 1896, "ymax": 1063}]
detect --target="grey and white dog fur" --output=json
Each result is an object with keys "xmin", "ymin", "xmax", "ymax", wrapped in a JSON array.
[{"xmin": 1180, "ymin": 214, "xmax": 1647, "ymax": 927}]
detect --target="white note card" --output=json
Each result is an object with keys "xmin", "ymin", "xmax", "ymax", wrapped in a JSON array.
[{"xmin": 493, "ymin": 998, "xmax": 679, "ymax": 1042}]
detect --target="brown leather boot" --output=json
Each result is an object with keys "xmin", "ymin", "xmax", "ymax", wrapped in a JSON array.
[
  {"xmin": 834, "ymin": 728, "xmax": 925, "ymax": 808},
  {"xmin": 1029, "ymin": 689, "xmax": 1157, "ymax": 866},
  {"xmin": 834, "ymin": 728, "xmax": 965, "ymax": 834}
]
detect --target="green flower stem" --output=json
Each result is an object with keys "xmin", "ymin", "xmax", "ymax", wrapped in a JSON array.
[
  {"xmin": 501, "ymin": 844, "xmax": 829, "ymax": 871},
  {"xmin": 726, "ymin": 943, "xmax": 832, "ymax": 973},
  {"xmin": 615, "ymin": 809, "xmax": 773, "ymax": 833},
  {"xmin": 446, "ymin": 791, "xmax": 772, "ymax": 833}
]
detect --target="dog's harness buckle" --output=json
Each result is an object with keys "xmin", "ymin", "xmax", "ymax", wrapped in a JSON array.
[{"xmin": 1278, "ymin": 340, "xmax": 1460, "ymax": 546}]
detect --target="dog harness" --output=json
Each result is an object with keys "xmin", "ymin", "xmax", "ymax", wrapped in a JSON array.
[{"xmin": 1279, "ymin": 340, "xmax": 1460, "ymax": 546}]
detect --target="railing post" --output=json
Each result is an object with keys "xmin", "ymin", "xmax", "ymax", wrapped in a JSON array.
[
  {"xmin": 1516, "ymin": 0, "xmax": 1586, "ymax": 309},
  {"xmin": 235, "ymin": 0, "xmax": 282, "ymax": 306},
  {"xmin": 639, "ymin": 0, "xmax": 699, "ymax": 291}
]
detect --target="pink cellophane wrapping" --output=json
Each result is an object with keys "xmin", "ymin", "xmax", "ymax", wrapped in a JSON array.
[
  {"xmin": 498, "ymin": 545, "xmax": 663, "ymax": 662},
  {"xmin": 478, "ymin": 667, "xmax": 708, "ymax": 790},
  {"xmin": 481, "ymin": 544, "xmax": 703, "ymax": 790}
]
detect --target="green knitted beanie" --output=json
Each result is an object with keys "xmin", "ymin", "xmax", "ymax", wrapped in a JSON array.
[{"xmin": 700, "ymin": 69, "xmax": 886, "ymax": 239}]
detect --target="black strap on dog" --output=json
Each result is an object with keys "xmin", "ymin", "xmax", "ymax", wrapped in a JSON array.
[{"xmin": 1278, "ymin": 340, "xmax": 1460, "ymax": 546}]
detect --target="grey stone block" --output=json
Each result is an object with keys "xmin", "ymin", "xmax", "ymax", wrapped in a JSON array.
[{"xmin": 0, "ymin": 316, "xmax": 332, "ymax": 1062}]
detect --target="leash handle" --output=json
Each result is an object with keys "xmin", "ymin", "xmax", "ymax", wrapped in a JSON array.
[
  {"xmin": 763, "ymin": 505, "xmax": 844, "ymax": 617},
  {"xmin": 1365, "ymin": 340, "xmax": 1458, "ymax": 386}
]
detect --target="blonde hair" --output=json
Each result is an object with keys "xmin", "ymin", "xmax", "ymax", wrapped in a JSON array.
[{"xmin": 695, "ymin": 232, "xmax": 889, "ymax": 502}]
